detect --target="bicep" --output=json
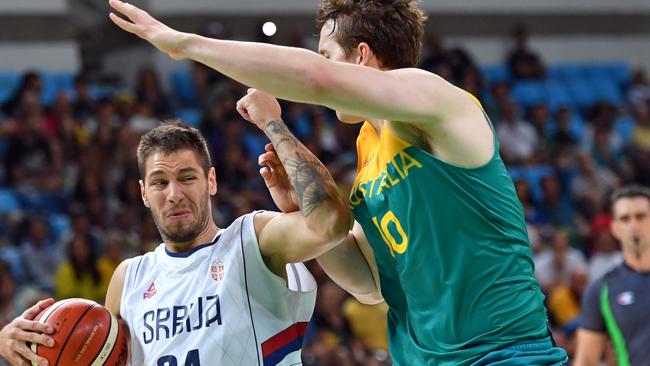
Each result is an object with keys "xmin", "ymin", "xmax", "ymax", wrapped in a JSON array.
[
  {"xmin": 316, "ymin": 65, "xmax": 476, "ymax": 126},
  {"xmin": 105, "ymin": 260, "xmax": 130, "ymax": 319},
  {"xmin": 574, "ymin": 328, "xmax": 607, "ymax": 366}
]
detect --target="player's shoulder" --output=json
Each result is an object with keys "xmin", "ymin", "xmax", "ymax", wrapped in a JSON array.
[{"xmin": 583, "ymin": 264, "xmax": 625, "ymax": 300}]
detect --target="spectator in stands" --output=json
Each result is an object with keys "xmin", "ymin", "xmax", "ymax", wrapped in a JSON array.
[
  {"xmin": 135, "ymin": 66, "xmax": 173, "ymax": 119},
  {"xmin": 0, "ymin": 261, "xmax": 19, "ymax": 333},
  {"xmin": 19, "ymin": 217, "xmax": 60, "ymax": 293},
  {"xmin": 571, "ymin": 151, "xmax": 620, "ymax": 217},
  {"xmin": 1, "ymin": 71, "xmax": 42, "ymax": 118},
  {"xmin": 496, "ymin": 99, "xmax": 539, "ymax": 164},
  {"xmin": 3, "ymin": 107, "xmax": 53, "ymax": 186},
  {"xmin": 72, "ymin": 74, "xmax": 95, "ymax": 121},
  {"xmin": 587, "ymin": 224, "xmax": 623, "ymax": 282},
  {"xmin": 539, "ymin": 175, "xmax": 576, "ymax": 228},
  {"xmin": 54, "ymin": 233, "xmax": 104, "ymax": 303},
  {"xmin": 535, "ymin": 229, "xmax": 588, "ymax": 292},
  {"xmin": 630, "ymin": 102, "xmax": 650, "ymax": 152},
  {"xmin": 627, "ymin": 69, "xmax": 650, "ymax": 107},
  {"xmin": 506, "ymin": 24, "xmax": 545, "ymax": 80}
]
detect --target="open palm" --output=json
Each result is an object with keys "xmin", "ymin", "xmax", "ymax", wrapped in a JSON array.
[{"xmin": 108, "ymin": 0, "xmax": 187, "ymax": 60}]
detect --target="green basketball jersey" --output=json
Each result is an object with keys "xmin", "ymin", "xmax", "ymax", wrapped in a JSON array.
[{"xmin": 349, "ymin": 118, "xmax": 550, "ymax": 365}]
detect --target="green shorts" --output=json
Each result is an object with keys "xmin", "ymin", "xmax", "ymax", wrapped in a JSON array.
[{"xmin": 470, "ymin": 336, "xmax": 568, "ymax": 366}]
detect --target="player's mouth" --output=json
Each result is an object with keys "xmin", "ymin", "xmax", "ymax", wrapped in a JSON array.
[{"xmin": 167, "ymin": 209, "xmax": 192, "ymax": 220}]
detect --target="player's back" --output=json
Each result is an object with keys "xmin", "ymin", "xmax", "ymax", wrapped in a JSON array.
[
  {"xmin": 350, "ymin": 119, "xmax": 563, "ymax": 365},
  {"xmin": 120, "ymin": 212, "xmax": 316, "ymax": 366}
]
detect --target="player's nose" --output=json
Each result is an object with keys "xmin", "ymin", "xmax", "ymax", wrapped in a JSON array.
[{"xmin": 166, "ymin": 181, "xmax": 185, "ymax": 203}]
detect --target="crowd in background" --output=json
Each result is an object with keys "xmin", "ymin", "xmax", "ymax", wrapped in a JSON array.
[{"xmin": 1, "ymin": 25, "xmax": 649, "ymax": 365}]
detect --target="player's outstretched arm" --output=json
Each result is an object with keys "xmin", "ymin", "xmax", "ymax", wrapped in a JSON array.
[
  {"xmin": 107, "ymin": 0, "xmax": 478, "ymax": 128},
  {"xmin": 0, "ymin": 299, "xmax": 55, "ymax": 366},
  {"xmin": 259, "ymin": 145, "xmax": 382, "ymax": 304},
  {"xmin": 236, "ymin": 89, "xmax": 352, "ymax": 271}
]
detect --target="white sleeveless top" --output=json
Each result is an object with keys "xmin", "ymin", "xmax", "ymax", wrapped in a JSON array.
[{"xmin": 120, "ymin": 212, "xmax": 317, "ymax": 366}]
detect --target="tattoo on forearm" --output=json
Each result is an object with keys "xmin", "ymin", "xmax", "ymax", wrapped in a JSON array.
[{"xmin": 263, "ymin": 120, "xmax": 336, "ymax": 216}]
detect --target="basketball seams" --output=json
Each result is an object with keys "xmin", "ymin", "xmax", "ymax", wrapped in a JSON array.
[
  {"xmin": 53, "ymin": 303, "xmax": 97, "ymax": 366},
  {"xmin": 89, "ymin": 311, "xmax": 119, "ymax": 366}
]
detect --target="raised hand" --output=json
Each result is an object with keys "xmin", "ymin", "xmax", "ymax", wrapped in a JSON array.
[
  {"xmin": 236, "ymin": 89, "xmax": 282, "ymax": 129},
  {"xmin": 0, "ymin": 298, "xmax": 55, "ymax": 366},
  {"xmin": 259, "ymin": 144, "xmax": 299, "ymax": 213},
  {"xmin": 108, "ymin": 0, "xmax": 188, "ymax": 60}
]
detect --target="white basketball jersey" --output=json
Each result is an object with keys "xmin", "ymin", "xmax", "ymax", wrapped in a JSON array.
[{"xmin": 120, "ymin": 212, "xmax": 317, "ymax": 366}]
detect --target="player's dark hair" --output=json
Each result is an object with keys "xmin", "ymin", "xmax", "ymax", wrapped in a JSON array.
[
  {"xmin": 316, "ymin": 0, "xmax": 426, "ymax": 69},
  {"xmin": 610, "ymin": 184, "xmax": 650, "ymax": 213},
  {"xmin": 137, "ymin": 120, "xmax": 212, "ymax": 180}
]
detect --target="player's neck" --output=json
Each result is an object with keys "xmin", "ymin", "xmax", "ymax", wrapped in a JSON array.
[
  {"xmin": 623, "ymin": 250, "xmax": 650, "ymax": 272},
  {"xmin": 164, "ymin": 222, "xmax": 220, "ymax": 253}
]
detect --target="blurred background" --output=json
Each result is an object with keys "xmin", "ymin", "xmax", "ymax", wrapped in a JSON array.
[{"xmin": 1, "ymin": 0, "xmax": 650, "ymax": 365}]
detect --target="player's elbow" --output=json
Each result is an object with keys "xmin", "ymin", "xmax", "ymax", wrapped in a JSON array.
[
  {"xmin": 354, "ymin": 291, "xmax": 384, "ymax": 305},
  {"xmin": 307, "ymin": 65, "xmax": 339, "ymax": 104},
  {"xmin": 314, "ymin": 204, "xmax": 353, "ymax": 244}
]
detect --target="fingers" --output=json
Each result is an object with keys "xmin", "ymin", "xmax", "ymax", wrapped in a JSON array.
[
  {"xmin": 5, "ymin": 354, "xmax": 29, "ymax": 366},
  {"xmin": 259, "ymin": 151, "xmax": 281, "ymax": 169},
  {"xmin": 12, "ymin": 327, "xmax": 54, "ymax": 347},
  {"xmin": 109, "ymin": 0, "xmax": 141, "ymax": 20},
  {"xmin": 109, "ymin": 13, "xmax": 141, "ymax": 35},
  {"xmin": 265, "ymin": 143, "xmax": 275, "ymax": 152},
  {"xmin": 259, "ymin": 167, "xmax": 272, "ymax": 181},
  {"xmin": 15, "ymin": 319, "xmax": 53, "ymax": 336},
  {"xmin": 14, "ymin": 341, "xmax": 48, "ymax": 366},
  {"xmin": 21, "ymin": 299, "xmax": 54, "ymax": 321},
  {"xmin": 235, "ymin": 100, "xmax": 251, "ymax": 122}
]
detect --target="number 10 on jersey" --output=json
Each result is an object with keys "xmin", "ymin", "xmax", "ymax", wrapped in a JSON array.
[{"xmin": 372, "ymin": 211, "xmax": 409, "ymax": 256}]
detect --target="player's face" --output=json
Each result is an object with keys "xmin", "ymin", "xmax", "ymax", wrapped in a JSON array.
[
  {"xmin": 611, "ymin": 196, "xmax": 650, "ymax": 254},
  {"xmin": 140, "ymin": 149, "xmax": 217, "ymax": 245},
  {"xmin": 318, "ymin": 20, "xmax": 366, "ymax": 124}
]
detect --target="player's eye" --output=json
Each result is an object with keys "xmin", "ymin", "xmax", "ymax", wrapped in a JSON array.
[{"xmin": 152, "ymin": 180, "xmax": 167, "ymax": 187}]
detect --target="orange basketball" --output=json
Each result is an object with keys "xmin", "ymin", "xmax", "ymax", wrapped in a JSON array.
[{"xmin": 31, "ymin": 298, "xmax": 129, "ymax": 366}]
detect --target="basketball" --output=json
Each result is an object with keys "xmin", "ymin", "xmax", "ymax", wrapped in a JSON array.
[{"xmin": 30, "ymin": 299, "xmax": 129, "ymax": 366}]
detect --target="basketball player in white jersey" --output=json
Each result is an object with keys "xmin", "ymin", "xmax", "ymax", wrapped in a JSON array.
[{"xmin": 0, "ymin": 90, "xmax": 376, "ymax": 366}]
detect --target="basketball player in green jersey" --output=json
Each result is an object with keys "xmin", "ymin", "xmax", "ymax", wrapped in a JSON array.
[{"xmin": 109, "ymin": 0, "xmax": 567, "ymax": 364}]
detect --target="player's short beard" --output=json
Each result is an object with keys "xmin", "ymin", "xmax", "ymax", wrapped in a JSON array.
[
  {"xmin": 153, "ymin": 191, "xmax": 211, "ymax": 245},
  {"xmin": 625, "ymin": 236, "xmax": 648, "ymax": 260}
]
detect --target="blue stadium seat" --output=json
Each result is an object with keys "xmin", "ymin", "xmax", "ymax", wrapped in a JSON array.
[
  {"xmin": 548, "ymin": 64, "xmax": 586, "ymax": 81},
  {"xmin": 511, "ymin": 81, "xmax": 546, "ymax": 108},
  {"xmin": 176, "ymin": 108, "xmax": 202, "ymax": 128},
  {"xmin": 0, "ymin": 72, "xmax": 21, "ymax": 104},
  {"xmin": 48, "ymin": 213, "xmax": 71, "ymax": 241},
  {"xmin": 567, "ymin": 79, "xmax": 599, "ymax": 109},
  {"xmin": 605, "ymin": 62, "xmax": 632, "ymax": 86},
  {"xmin": 481, "ymin": 65, "xmax": 510, "ymax": 83},
  {"xmin": 0, "ymin": 189, "xmax": 21, "ymax": 214},
  {"xmin": 507, "ymin": 165, "xmax": 553, "ymax": 203},
  {"xmin": 591, "ymin": 77, "xmax": 623, "ymax": 105},
  {"xmin": 57, "ymin": 72, "xmax": 76, "ymax": 98},
  {"xmin": 545, "ymin": 81, "xmax": 576, "ymax": 111},
  {"xmin": 39, "ymin": 72, "xmax": 59, "ymax": 106},
  {"xmin": 170, "ymin": 69, "xmax": 198, "ymax": 105}
]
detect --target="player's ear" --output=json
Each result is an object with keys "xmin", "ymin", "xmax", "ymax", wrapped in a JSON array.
[
  {"xmin": 356, "ymin": 42, "xmax": 372, "ymax": 66},
  {"xmin": 208, "ymin": 167, "xmax": 217, "ymax": 196},
  {"xmin": 140, "ymin": 179, "xmax": 150, "ymax": 208}
]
